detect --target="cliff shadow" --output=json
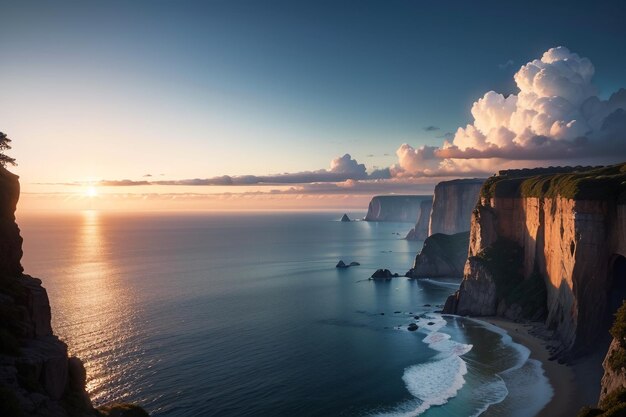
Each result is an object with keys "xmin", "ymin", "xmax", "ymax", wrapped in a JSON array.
[{"xmin": 608, "ymin": 255, "xmax": 626, "ymax": 326}]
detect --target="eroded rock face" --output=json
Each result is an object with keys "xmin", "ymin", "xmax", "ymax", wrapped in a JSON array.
[
  {"xmin": 407, "ymin": 232, "xmax": 469, "ymax": 278},
  {"xmin": 364, "ymin": 195, "xmax": 426, "ymax": 222},
  {"xmin": 454, "ymin": 257, "xmax": 497, "ymax": 316},
  {"xmin": 428, "ymin": 179, "xmax": 485, "ymax": 236},
  {"xmin": 0, "ymin": 166, "xmax": 23, "ymax": 278},
  {"xmin": 445, "ymin": 169, "xmax": 626, "ymax": 355},
  {"xmin": 405, "ymin": 199, "xmax": 433, "ymax": 241},
  {"xmin": 600, "ymin": 339, "xmax": 626, "ymax": 402}
]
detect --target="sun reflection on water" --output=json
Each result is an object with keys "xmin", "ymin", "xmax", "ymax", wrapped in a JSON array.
[{"xmin": 55, "ymin": 210, "xmax": 143, "ymax": 405}]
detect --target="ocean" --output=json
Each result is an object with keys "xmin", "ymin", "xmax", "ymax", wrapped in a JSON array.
[{"xmin": 17, "ymin": 210, "xmax": 552, "ymax": 417}]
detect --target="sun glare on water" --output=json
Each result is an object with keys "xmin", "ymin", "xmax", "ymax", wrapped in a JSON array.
[{"xmin": 86, "ymin": 186, "xmax": 98, "ymax": 197}]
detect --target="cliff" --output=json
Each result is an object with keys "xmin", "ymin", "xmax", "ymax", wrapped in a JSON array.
[
  {"xmin": 364, "ymin": 195, "xmax": 426, "ymax": 222},
  {"xmin": 405, "ymin": 199, "xmax": 433, "ymax": 241},
  {"xmin": 428, "ymin": 178, "xmax": 485, "ymax": 236},
  {"xmin": 0, "ymin": 167, "xmax": 147, "ymax": 417},
  {"xmin": 443, "ymin": 164, "xmax": 626, "ymax": 358},
  {"xmin": 406, "ymin": 232, "xmax": 469, "ymax": 278}
]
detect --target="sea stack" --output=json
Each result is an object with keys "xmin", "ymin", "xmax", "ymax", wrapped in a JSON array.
[{"xmin": 340, "ymin": 213, "xmax": 351, "ymax": 222}]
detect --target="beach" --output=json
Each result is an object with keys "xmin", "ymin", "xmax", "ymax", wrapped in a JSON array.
[{"xmin": 485, "ymin": 317, "xmax": 604, "ymax": 417}]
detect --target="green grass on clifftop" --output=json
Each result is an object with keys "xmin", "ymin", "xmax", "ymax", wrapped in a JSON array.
[{"xmin": 480, "ymin": 163, "xmax": 626, "ymax": 202}]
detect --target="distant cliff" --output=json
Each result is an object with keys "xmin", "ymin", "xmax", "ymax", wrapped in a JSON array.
[
  {"xmin": 364, "ymin": 195, "xmax": 426, "ymax": 222},
  {"xmin": 428, "ymin": 179, "xmax": 484, "ymax": 236},
  {"xmin": 443, "ymin": 164, "xmax": 626, "ymax": 358},
  {"xmin": 405, "ymin": 199, "xmax": 433, "ymax": 241},
  {"xmin": 0, "ymin": 167, "xmax": 147, "ymax": 417}
]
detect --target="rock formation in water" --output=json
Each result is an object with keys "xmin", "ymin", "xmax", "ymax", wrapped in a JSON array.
[
  {"xmin": 340, "ymin": 214, "xmax": 351, "ymax": 222},
  {"xmin": 0, "ymin": 166, "xmax": 148, "ymax": 417},
  {"xmin": 443, "ymin": 164, "xmax": 626, "ymax": 358},
  {"xmin": 428, "ymin": 179, "xmax": 485, "ymax": 236},
  {"xmin": 364, "ymin": 195, "xmax": 426, "ymax": 222},
  {"xmin": 405, "ymin": 199, "xmax": 433, "ymax": 241},
  {"xmin": 406, "ymin": 232, "xmax": 469, "ymax": 278},
  {"xmin": 371, "ymin": 269, "xmax": 399, "ymax": 279}
]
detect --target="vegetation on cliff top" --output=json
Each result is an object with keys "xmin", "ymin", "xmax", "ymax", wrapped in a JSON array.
[
  {"xmin": 608, "ymin": 302, "xmax": 626, "ymax": 372},
  {"xmin": 0, "ymin": 132, "xmax": 16, "ymax": 167},
  {"xmin": 480, "ymin": 163, "xmax": 626, "ymax": 202},
  {"xmin": 475, "ymin": 238, "xmax": 547, "ymax": 319}
]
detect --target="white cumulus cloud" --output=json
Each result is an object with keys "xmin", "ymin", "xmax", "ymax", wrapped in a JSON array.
[{"xmin": 394, "ymin": 46, "xmax": 626, "ymax": 176}]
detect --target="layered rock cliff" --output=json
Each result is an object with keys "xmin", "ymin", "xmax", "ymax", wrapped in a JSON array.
[
  {"xmin": 443, "ymin": 164, "xmax": 626, "ymax": 358},
  {"xmin": 406, "ymin": 232, "xmax": 469, "ymax": 278},
  {"xmin": 428, "ymin": 178, "xmax": 485, "ymax": 236},
  {"xmin": 364, "ymin": 195, "xmax": 426, "ymax": 222},
  {"xmin": 0, "ymin": 167, "xmax": 147, "ymax": 417},
  {"xmin": 405, "ymin": 199, "xmax": 433, "ymax": 241}
]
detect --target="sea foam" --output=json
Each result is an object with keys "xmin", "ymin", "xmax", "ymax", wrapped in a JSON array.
[{"xmin": 372, "ymin": 315, "xmax": 473, "ymax": 417}]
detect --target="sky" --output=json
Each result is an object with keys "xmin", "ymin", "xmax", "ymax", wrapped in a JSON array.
[{"xmin": 1, "ymin": 0, "xmax": 626, "ymax": 211}]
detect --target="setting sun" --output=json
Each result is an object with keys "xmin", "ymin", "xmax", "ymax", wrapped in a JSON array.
[{"xmin": 86, "ymin": 186, "xmax": 98, "ymax": 197}]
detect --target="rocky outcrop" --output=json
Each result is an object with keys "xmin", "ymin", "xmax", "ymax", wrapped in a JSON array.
[
  {"xmin": 0, "ymin": 166, "xmax": 23, "ymax": 277},
  {"xmin": 364, "ymin": 195, "xmax": 426, "ymax": 222},
  {"xmin": 428, "ymin": 179, "xmax": 485, "ymax": 236},
  {"xmin": 405, "ymin": 199, "xmax": 433, "ymax": 241},
  {"xmin": 336, "ymin": 260, "xmax": 359, "ymax": 268},
  {"xmin": 0, "ymin": 167, "xmax": 149, "ymax": 417},
  {"xmin": 443, "ymin": 164, "xmax": 626, "ymax": 357},
  {"xmin": 406, "ymin": 232, "xmax": 469, "ymax": 278},
  {"xmin": 340, "ymin": 214, "xmax": 351, "ymax": 222},
  {"xmin": 371, "ymin": 269, "xmax": 400, "ymax": 279}
]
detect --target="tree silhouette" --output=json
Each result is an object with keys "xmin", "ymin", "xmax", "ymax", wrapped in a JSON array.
[{"xmin": 0, "ymin": 132, "xmax": 16, "ymax": 167}]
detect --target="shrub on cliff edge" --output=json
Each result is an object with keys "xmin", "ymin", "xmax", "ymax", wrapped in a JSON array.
[{"xmin": 611, "ymin": 302, "xmax": 626, "ymax": 349}]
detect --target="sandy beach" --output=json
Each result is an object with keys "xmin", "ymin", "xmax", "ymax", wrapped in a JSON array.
[{"xmin": 482, "ymin": 317, "xmax": 604, "ymax": 417}]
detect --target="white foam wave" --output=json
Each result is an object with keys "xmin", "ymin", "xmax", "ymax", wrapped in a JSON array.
[{"xmin": 372, "ymin": 315, "xmax": 473, "ymax": 417}]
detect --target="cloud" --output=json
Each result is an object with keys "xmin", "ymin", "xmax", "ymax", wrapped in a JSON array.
[
  {"xmin": 393, "ymin": 46, "xmax": 626, "ymax": 177},
  {"xmin": 423, "ymin": 125, "xmax": 440, "ymax": 132},
  {"xmin": 90, "ymin": 154, "xmax": 391, "ymax": 187}
]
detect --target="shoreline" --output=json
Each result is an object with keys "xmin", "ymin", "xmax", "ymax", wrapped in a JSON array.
[{"xmin": 480, "ymin": 317, "xmax": 597, "ymax": 417}]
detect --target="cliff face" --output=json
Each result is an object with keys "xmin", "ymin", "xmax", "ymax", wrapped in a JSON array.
[
  {"xmin": 406, "ymin": 232, "xmax": 469, "ymax": 278},
  {"xmin": 0, "ymin": 167, "xmax": 125, "ymax": 417},
  {"xmin": 443, "ymin": 165, "xmax": 626, "ymax": 357},
  {"xmin": 364, "ymin": 195, "xmax": 426, "ymax": 222},
  {"xmin": 405, "ymin": 199, "xmax": 433, "ymax": 241},
  {"xmin": 428, "ymin": 179, "xmax": 484, "ymax": 236}
]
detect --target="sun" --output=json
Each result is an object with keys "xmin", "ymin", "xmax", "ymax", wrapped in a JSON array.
[{"xmin": 86, "ymin": 186, "xmax": 98, "ymax": 197}]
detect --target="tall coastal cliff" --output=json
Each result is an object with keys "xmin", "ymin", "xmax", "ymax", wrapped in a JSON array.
[
  {"xmin": 443, "ymin": 165, "xmax": 626, "ymax": 357},
  {"xmin": 428, "ymin": 178, "xmax": 484, "ymax": 236},
  {"xmin": 0, "ymin": 167, "xmax": 146, "ymax": 417},
  {"xmin": 405, "ymin": 199, "xmax": 433, "ymax": 241},
  {"xmin": 364, "ymin": 195, "xmax": 426, "ymax": 222}
]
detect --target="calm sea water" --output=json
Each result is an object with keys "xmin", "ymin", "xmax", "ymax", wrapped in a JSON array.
[{"xmin": 18, "ymin": 211, "xmax": 551, "ymax": 417}]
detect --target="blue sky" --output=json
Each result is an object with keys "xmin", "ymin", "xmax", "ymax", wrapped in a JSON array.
[{"xmin": 1, "ymin": 0, "xmax": 626, "ymax": 209}]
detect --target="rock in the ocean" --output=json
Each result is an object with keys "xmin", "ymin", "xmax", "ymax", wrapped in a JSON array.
[
  {"xmin": 340, "ymin": 214, "xmax": 351, "ymax": 222},
  {"xmin": 336, "ymin": 260, "xmax": 359, "ymax": 268},
  {"xmin": 407, "ymin": 323, "xmax": 418, "ymax": 331},
  {"xmin": 371, "ymin": 269, "xmax": 399, "ymax": 279}
]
